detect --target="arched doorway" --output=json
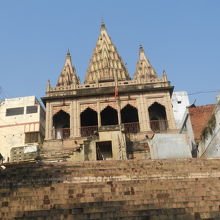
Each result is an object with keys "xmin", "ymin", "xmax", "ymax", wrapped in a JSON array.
[
  {"xmin": 53, "ymin": 110, "xmax": 70, "ymax": 139},
  {"xmin": 148, "ymin": 102, "xmax": 168, "ymax": 132},
  {"xmin": 101, "ymin": 106, "xmax": 118, "ymax": 126},
  {"xmin": 80, "ymin": 108, "xmax": 98, "ymax": 136},
  {"xmin": 121, "ymin": 104, "xmax": 140, "ymax": 133}
]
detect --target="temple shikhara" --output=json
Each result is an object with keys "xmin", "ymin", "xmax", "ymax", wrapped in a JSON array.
[{"xmin": 41, "ymin": 23, "xmax": 177, "ymax": 161}]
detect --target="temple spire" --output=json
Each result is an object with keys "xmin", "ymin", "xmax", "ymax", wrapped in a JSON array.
[
  {"xmin": 57, "ymin": 50, "xmax": 79, "ymax": 86},
  {"xmin": 85, "ymin": 24, "xmax": 130, "ymax": 83},
  {"xmin": 134, "ymin": 45, "xmax": 157, "ymax": 80}
]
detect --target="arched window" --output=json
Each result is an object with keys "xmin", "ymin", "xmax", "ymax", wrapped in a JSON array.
[
  {"xmin": 53, "ymin": 110, "xmax": 70, "ymax": 139},
  {"xmin": 80, "ymin": 108, "xmax": 98, "ymax": 137},
  {"xmin": 121, "ymin": 104, "xmax": 140, "ymax": 133},
  {"xmin": 101, "ymin": 106, "xmax": 118, "ymax": 126},
  {"xmin": 148, "ymin": 102, "xmax": 168, "ymax": 132}
]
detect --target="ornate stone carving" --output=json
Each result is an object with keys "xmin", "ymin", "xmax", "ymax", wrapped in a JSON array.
[
  {"xmin": 85, "ymin": 23, "xmax": 130, "ymax": 83},
  {"xmin": 53, "ymin": 106, "xmax": 70, "ymax": 116},
  {"xmin": 120, "ymin": 100, "xmax": 137, "ymax": 109},
  {"xmin": 134, "ymin": 46, "xmax": 157, "ymax": 80},
  {"xmin": 100, "ymin": 102, "xmax": 117, "ymax": 112},
  {"xmin": 57, "ymin": 51, "xmax": 79, "ymax": 87},
  {"xmin": 80, "ymin": 104, "xmax": 97, "ymax": 113}
]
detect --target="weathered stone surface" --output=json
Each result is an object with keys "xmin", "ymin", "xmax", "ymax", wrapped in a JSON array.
[{"xmin": 1, "ymin": 158, "xmax": 220, "ymax": 219}]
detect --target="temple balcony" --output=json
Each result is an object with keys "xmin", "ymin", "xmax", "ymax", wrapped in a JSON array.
[
  {"xmin": 81, "ymin": 125, "xmax": 98, "ymax": 137},
  {"xmin": 149, "ymin": 120, "xmax": 168, "ymax": 132},
  {"xmin": 123, "ymin": 122, "xmax": 140, "ymax": 133},
  {"xmin": 52, "ymin": 128, "xmax": 70, "ymax": 140}
]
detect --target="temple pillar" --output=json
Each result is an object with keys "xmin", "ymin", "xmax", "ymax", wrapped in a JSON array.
[
  {"xmin": 117, "ymin": 99, "xmax": 122, "ymax": 126},
  {"xmin": 70, "ymin": 101, "xmax": 74, "ymax": 138},
  {"xmin": 45, "ymin": 102, "xmax": 50, "ymax": 140},
  {"xmin": 144, "ymin": 98, "xmax": 151, "ymax": 131},
  {"xmin": 76, "ymin": 101, "xmax": 81, "ymax": 136},
  {"xmin": 72, "ymin": 100, "xmax": 78, "ymax": 137},
  {"xmin": 97, "ymin": 101, "xmax": 101, "ymax": 127},
  {"xmin": 46, "ymin": 102, "xmax": 53, "ymax": 140},
  {"xmin": 137, "ymin": 95, "xmax": 146, "ymax": 132}
]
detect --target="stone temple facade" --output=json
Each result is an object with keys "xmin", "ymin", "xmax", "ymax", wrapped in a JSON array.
[{"xmin": 41, "ymin": 24, "xmax": 177, "ymax": 161}]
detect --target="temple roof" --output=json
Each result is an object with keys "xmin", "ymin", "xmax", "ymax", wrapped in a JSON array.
[
  {"xmin": 134, "ymin": 46, "xmax": 157, "ymax": 80},
  {"xmin": 57, "ymin": 51, "xmax": 79, "ymax": 87},
  {"xmin": 85, "ymin": 23, "xmax": 130, "ymax": 83}
]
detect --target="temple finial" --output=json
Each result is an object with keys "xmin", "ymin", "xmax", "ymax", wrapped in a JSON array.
[
  {"xmin": 101, "ymin": 18, "xmax": 105, "ymax": 30},
  {"xmin": 139, "ymin": 44, "xmax": 146, "ymax": 60},
  {"xmin": 163, "ymin": 70, "xmax": 168, "ymax": 81},
  {"xmin": 67, "ymin": 49, "xmax": 70, "ymax": 56},
  {"xmin": 46, "ymin": 80, "xmax": 51, "ymax": 92}
]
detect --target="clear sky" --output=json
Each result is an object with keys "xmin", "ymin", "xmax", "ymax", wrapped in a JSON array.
[{"xmin": 0, "ymin": 0, "xmax": 219, "ymax": 105}]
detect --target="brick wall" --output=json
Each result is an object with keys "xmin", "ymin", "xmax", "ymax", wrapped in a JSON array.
[{"xmin": 189, "ymin": 104, "xmax": 216, "ymax": 143}]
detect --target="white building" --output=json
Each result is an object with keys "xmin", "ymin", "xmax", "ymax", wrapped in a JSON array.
[
  {"xmin": 0, "ymin": 96, "xmax": 45, "ymax": 162},
  {"xmin": 172, "ymin": 91, "xmax": 190, "ymax": 129}
]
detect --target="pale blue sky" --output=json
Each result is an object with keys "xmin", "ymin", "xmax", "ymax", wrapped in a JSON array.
[{"xmin": 0, "ymin": 0, "xmax": 219, "ymax": 105}]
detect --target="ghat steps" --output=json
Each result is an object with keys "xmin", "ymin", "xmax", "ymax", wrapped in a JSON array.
[{"xmin": 1, "ymin": 159, "xmax": 220, "ymax": 219}]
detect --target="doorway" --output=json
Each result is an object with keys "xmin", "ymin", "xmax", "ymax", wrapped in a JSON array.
[{"xmin": 96, "ymin": 141, "xmax": 113, "ymax": 160}]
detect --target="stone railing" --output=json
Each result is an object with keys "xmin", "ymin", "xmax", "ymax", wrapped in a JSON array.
[
  {"xmin": 80, "ymin": 125, "xmax": 98, "ymax": 137},
  {"xmin": 52, "ymin": 128, "xmax": 70, "ymax": 139},
  {"xmin": 123, "ymin": 122, "xmax": 140, "ymax": 133},
  {"xmin": 149, "ymin": 119, "xmax": 168, "ymax": 132}
]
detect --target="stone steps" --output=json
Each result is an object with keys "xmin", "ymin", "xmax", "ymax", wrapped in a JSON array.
[{"xmin": 2, "ymin": 159, "xmax": 220, "ymax": 219}]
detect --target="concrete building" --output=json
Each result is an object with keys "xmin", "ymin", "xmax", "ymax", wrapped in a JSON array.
[
  {"xmin": 171, "ymin": 91, "xmax": 190, "ymax": 129},
  {"xmin": 0, "ymin": 96, "xmax": 45, "ymax": 162},
  {"xmin": 41, "ymin": 24, "xmax": 191, "ymax": 161}
]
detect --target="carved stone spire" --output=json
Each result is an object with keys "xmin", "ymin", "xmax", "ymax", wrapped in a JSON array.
[
  {"xmin": 85, "ymin": 23, "xmax": 130, "ymax": 83},
  {"xmin": 57, "ymin": 51, "xmax": 79, "ymax": 87},
  {"xmin": 134, "ymin": 45, "xmax": 157, "ymax": 80}
]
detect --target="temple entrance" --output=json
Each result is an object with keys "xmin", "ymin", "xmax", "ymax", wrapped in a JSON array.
[
  {"xmin": 121, "ymin": 104, "xmax": 140, "ymax": 133},
  {"xmin": 80, "ymin": 108, "xmax": 98, "ymax": 137},
  {"xmin": 53, "ymin": 110, "xmax": 70, "ymax": 139},
  {"xmin": 101, "ymin": 106, "xmax": 118, "ymax": 126},
  {"xmin": 96, "ymin": 141, "xmax": 113, "ymax": 160},
  {"xmin": 148, "ymin": 102, "xmax": 168, "ymax": 132}
]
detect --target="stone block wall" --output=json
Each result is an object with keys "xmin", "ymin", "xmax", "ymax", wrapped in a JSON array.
[{"xmin": 1, "ymin": 159, "xmax": 220, "ymax": 219}]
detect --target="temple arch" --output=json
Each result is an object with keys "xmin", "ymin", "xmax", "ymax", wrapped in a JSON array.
[
  {"xmin": 80, "ymin": 108, "xmax": 98, "ymax": 137},
  {"xmin": 121, "ymin": 104, "xmax": 139, "ymax": 123},
  {"xmin": 121, "ymin": 104, "xmax": 140, "ymax": 133},
  {"xmin": 53, "ymin": 110, "xmax": 70, "ymax": 139},
  {"xmin": 148, "ymin": 102, "xmax": 168, "ymax": 131},
  {"xmin": 101, "ymin": 106, "xmax": 118, "ymax": 126}
]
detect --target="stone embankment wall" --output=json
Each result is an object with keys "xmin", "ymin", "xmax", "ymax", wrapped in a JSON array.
[{"xmin": 1, "ymin": 159, "xmax": 220, "ymax": 219}]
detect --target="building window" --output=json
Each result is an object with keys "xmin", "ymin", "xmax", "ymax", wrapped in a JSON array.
[
  {"xmin": 148, "ymin": 102, "xmax": 168, "ymax": 132},
  {"xmin": 25, "ymin": 132, "xmax": 39, "ymax": 143},
  {"xmin": 53, "ymin": 110, "xmax": 70, "ymax": 139},
  {"xmin": 26, "ymin": 106, "xmax": 38, "ymax": 114},
  {"xmin": 6, "ymin": 107, "xmax": 24, "ymax": 116}
]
